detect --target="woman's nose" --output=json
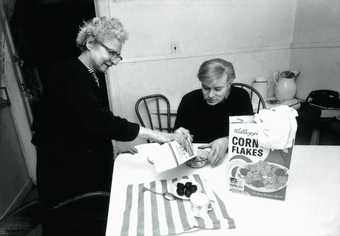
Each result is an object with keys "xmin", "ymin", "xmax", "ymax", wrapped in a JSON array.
[
  {"xmin": 208, "ymin": 90, "xmax": 214, "ymax": 97},
  {"xmin": 110, "ymin": 56, "xmax": 121, "ymax": 65}
]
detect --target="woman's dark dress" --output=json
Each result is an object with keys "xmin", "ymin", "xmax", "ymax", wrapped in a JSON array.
[{"xmin": 32, "ymin": 59, "xmax": 139, "ymax": 235}]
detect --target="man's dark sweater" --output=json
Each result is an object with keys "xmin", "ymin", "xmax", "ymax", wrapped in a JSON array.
[{"xmin": 174, "ymin": 87, "xmax": 253, "ymax": 143}]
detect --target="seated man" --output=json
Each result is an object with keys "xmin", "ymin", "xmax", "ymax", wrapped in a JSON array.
[{"xmin": 174, "ymin": 58, "xmax": 253, "ymax": 166}]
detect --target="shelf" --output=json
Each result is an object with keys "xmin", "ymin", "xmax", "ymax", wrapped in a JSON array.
[{"xmin": 265, "ymin": 98, "xmax": 301, "ymax": 110}]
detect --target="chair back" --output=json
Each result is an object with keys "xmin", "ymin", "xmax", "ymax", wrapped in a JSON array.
[
  {"xmin": 135, "ymin": 94, "xmax": 172, "ymax": 133},
  {"xmin": 232, "ymin": 82, "xmax": 266, "ymax": 113}
]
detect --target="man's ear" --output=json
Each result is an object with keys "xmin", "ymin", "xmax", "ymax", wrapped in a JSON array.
[{"xmin": 228, "ymin": 77, "xmax": 235, "ymax": 85}]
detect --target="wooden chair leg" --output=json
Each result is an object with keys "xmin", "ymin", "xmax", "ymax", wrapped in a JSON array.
[{"xmin": 310, "ymin": 129, "xmax": 320, "ymax": 145}]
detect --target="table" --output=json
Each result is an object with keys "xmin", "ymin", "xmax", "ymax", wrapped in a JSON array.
[{"xmin": 106, "ymin": 145, "xmax": 340, "ymax": 236}]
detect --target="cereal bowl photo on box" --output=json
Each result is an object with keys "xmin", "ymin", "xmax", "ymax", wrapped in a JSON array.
[{"xmin": 234, "ymin": 161, "xmax": 289, "ymax": 193}]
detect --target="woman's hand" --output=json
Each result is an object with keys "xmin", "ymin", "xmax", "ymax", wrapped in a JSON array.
[
  {"xmin": 140, "ymin": 127, "xmax": 172, "ymax": 143},
  {"xmin": 173, "ymin": 127, "xmax": 193, "ymax": 145},
  {"xmin": 119, "ymin": 146, "xmax": 138, "ymax": 154},
  {"xmin": 199, "ymin": 137, "xmax": 228, "ymax": 167},
  {"xmin": 138, "ymin": 126, "xmax": 193, "ymax": 148},
  {"xmin": 138, "ymin": 126, "xmax": 190, "ymax": 145}
]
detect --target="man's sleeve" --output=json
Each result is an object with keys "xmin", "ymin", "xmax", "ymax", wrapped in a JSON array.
[
  {"xmin": 173, "ymin": 95, "xmax": 191, "ymax": 130},
  {"xmin": 238, "ymin": 89, "xmax": 255, "ymax": 115}
]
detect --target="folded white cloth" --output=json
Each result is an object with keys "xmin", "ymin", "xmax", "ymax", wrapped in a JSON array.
[
  {"xmin": 254, "ymin": 105, "xmax": 298, "ymax": 150},
  {"xmin": 119, "ymin": 174, "xmax": 235, "ymax": 236}
]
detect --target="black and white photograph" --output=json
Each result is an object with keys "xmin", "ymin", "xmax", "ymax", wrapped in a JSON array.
[{"xmin": 0, "ymin": 0, "xmax": 340, "ymax": 235}]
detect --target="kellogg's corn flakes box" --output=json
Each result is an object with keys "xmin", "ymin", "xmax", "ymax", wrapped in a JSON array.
[{"xmin": 227, "ymin": 115, "xmax": 293, "ymax": 201}]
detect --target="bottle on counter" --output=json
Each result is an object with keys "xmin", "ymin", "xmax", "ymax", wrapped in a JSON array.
[{"xmin": 252, "ymin": 76, "xmax": 268, "ymax": 108}]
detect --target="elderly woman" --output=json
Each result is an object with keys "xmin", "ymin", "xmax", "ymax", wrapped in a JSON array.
[
  {"xmin": 174, "ymin": 58, "xmax": 253, "ymax": 166},
  {"xmin": 32, "ymin": 17, "xmax": 190, "ymax": 235}
]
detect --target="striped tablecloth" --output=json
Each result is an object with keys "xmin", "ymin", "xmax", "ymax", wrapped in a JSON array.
[{"xmin": 119, "ymin": 174, "xmax": 235, "ymax": 236}]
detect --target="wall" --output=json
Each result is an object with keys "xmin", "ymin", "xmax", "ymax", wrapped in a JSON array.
[
  {"xmin": 96, "ymin": 0, "xmax": 296, "ymax": 146},
  {"xmin": 291, "ymin": 0, "xmax": 340, "ymax": 99}
]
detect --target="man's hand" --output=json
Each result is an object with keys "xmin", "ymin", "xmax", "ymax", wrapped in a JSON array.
[{"xmin": 199, "ymin": 137, "xmax": 228, "ymax": 167}]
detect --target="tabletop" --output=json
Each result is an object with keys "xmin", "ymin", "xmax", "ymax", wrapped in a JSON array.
[{"xmin": 106, "ymin": 145, "xmax": 340, "ymax": 236}]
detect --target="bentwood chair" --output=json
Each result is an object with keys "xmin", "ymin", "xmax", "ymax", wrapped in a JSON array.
[
  {"xmin": 232, "ymin": 82, "xmax": 266, "ymax": 113},
  {"xmin": 42, "ymin": 191, "xmax": 110, "ymax": 236},
  {"xmin": 135, "ymin": 94, "xmax": 172, "ymax": 133}
]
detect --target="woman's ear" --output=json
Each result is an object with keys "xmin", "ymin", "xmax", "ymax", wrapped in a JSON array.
[{"xmin": 85, "ymin": 37, "xmax": 96, "ymax": 51}]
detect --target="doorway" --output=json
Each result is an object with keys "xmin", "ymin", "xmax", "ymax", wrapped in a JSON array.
[{"xmin": 9, "ymin": 0, "xmax": 96, "ymax": 115}]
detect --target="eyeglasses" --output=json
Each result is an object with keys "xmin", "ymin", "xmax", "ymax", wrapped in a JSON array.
[{"xmin": 96, "ymin": 40, "xmax": 123, "ymax": 61}]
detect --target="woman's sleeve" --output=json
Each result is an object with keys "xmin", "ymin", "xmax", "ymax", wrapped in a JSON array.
[{"xmin": 66, "ymin": 71, "xmax": 140, "ymax": 141}]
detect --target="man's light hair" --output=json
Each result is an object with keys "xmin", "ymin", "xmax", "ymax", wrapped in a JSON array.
[{"xmin": 197, "ymin": 58, "xmax": 235, "ymax": 82}]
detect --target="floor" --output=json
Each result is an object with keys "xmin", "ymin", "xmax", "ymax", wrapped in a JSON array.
[{"xmin": 0, "ymin": 187, "xmax": 42, "ymax": 236}]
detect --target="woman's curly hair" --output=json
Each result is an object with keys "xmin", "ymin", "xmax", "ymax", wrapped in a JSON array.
[{"xmin": 76, "ymin": 16, "xmax": 128, "ymax": 52}]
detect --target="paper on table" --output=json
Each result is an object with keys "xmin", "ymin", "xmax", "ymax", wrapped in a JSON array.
[{"xmin": 135, "ymin": 140, "xmax": 196, "ymax": 172}]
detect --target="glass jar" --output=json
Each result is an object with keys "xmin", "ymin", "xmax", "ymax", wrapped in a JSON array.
[{"xmin": 186, "ymin": 148, "xmax": 209, "ymax": 168}]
